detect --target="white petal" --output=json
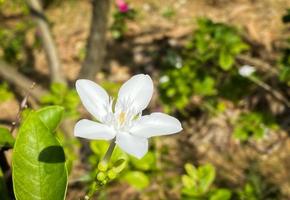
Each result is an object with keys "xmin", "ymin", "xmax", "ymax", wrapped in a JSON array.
[
  {"xmin": 76, "ymin": 79, "xmax": 110, "ymax": 121},
  {"xmin": 116, "ymin": 132, "xmax": 148, "ymax": 159},
  {"xmin": 115, "ymin": 74, "xmax": 153, "ymax": 113},
  {"xmin": 130, "ymin": 112, "xmax": 182, "ymax": 138},
  {"xmin": 74, "ymin": 119, "xmax": 116, "ymax": 140}
]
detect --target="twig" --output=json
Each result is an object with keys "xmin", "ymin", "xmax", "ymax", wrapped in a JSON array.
[
  {"xmin": 10, "ymin": 83, "xmax": 35, "ymax": 134},
  {"xmin": 0, "ymin": 60, "xmax": 47, "ymax": 101},
  {"xmin": 25, "ymin": 0, "xmax": 66, "ymax": 84},
  {"xmin": 248, "ymin": 134, "xmax": 288, "ymax": 155},
  {"xmin": 236, "ymin": 54, "xmax": 279, "ymax": 76},
  {"xmin": 249, "ymin": 76, "xmax": 290, "ymax": 108}
]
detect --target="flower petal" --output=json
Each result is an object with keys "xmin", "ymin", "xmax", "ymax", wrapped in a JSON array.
[
  {"xmin": 74, "ymin": 119, "xmax": 116, "ymax": 140},
  {"xmin": 116, "ymin": 132, "xmax": 148, "ymax": 159},
  {"xmin": 130, "ymin": 112, "xmax": 182, "ymax": 138},
  {"xmin": 76, "ymin": 79, "xmax": 110, "ymax": 121},
  {"xmin": 115, "ymin": 74, "xmax": 153, "ymax": 113}
]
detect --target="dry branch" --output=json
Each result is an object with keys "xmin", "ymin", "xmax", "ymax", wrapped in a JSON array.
[
  {"xmin": 0, "ymin": 60, "xmax": 47, "ymax": 101},
  {"xmin": 25, "ymin": 0, "xmax": 66, "ymax": 84},
  {"xmin": 236, "ymin": 54, "xmax": 279, "ymax": 75}
]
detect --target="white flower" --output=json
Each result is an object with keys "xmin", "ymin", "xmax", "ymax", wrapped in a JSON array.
[
  {"xmin": 74, "ymin": 74, "xmax": 182, "ymax": 159},
  {"xmin": 239, "ymin": 65, "xmax": 256, "ymax": 77}
]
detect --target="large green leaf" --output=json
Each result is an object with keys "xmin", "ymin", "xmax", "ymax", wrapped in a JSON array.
[
  {"xmin": 0, "ymin": 127, "xmax": 14, "ymax": 148},
  {"xmin": 12, "ymin": 106, "xmax": 67, "ymax": 200}
]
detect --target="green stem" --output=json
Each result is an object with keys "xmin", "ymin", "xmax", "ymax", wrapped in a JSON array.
[
  {"xmin": 102, "ymin": 138, "xmax": 116, "ymax": 163},
  {"xmin": 84, "ymin": 138, "xmax": 116, "ymax": 200}
]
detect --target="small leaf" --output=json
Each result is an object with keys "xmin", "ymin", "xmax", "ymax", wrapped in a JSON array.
[
  {"xmin": 185, "ymin": 163, "xmax": 197, "ymax": 180},
  {"xmin": 0, "ymin": 127, "xmax": 14, "ymax": 148},
  {"xmin": 12, "ymin": 108, "xmax": 67, "ymax": 200},
  {"xmin": 197, "ymin": 164, "xmax": 216, "ymax": 193},
  {"xmin": 122, "ymin": 171, "xmax": 149, "ymax": 190},
  {"xmin": 219, "ymin": 50, "xmax": 234, "ymax": 70},
  {"xmin": 182, "ymin": 175, "xmax": 195, "ymax": 189},
  {"xmin": 210, "ymin": 189, "xmax": 232, "ymax": 200}
]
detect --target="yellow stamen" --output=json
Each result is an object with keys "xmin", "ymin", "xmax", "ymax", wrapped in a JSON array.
[{"xmin": 119, "ymin": 112, "xmax": 126, "ymax": 125}]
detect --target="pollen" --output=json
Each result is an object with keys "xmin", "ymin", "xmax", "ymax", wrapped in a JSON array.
[{"xmin": 119, "ymin": 112, "xmax": 126, "ymax": 125}]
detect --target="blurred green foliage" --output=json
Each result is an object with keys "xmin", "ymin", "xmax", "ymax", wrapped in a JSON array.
[
  {"xmin": 0, "ymin": 82, "xmax": 14, "ymax": 102},
  {"xmin": 0, "ymin": 127, "xmax": 14, "ymax": 149},
  {"xmin": 181, "ymin": 163, "xmax": 231, "ymax": 200},
  {"xmin": 233, "ymin": 112, "xmax": 278, "ymax": 141},
  {"xmin": 237, "ymin": 163, "xmax": 282, "ymax": 200},
  {"xmin": 159, "ymin": 18, "xmax": 249, "ymax": 113},
  {"xmin": 111, "ymin": 8, "xmax": 136, "ymax": 40},
  {"xmin": 41, "ymin": 83, "xmax": 80, "ymax": 119},
  {"xmin": 0, "ymin": 23, "xmax": 33, "ymax": 66}
]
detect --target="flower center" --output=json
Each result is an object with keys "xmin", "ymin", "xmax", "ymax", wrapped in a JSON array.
[{"xmin": 118, "ymin": 112, "xmax": 126, "ymax": 125}]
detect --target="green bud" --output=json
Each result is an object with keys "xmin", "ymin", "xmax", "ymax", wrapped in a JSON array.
[
  {"xmin": 108, "ymin": 169, "xmax": 117, "ymax": 180},
  {"xmin": 102, "ymin": 179, "xmax": 108, "ymax": 185},
  {"xmin": 97, "ymin": 172, "xmax": 106, "ymax": 181},
  {"xmin": 98, "ymin": 161, "xmax": 108, "ymax": 172},
  {"xmin": 112, "ymin": 159, "xmax": 127, "ymax": 173}
]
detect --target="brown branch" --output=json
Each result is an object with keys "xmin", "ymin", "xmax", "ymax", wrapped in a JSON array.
[
  {"xmin": 79, "ymin": 0, "xmax": 110, "ymax": 80},
  {"xmin": 236, "ymin": 54, "xmax": 279, "ymax": 76},
  {"xmin": 0, "ymin": 60, "xmax": 47, "ymax": 101},
  {"xmin": 25, "ymin": 0, "xmax": 66, "ymax": 84}
]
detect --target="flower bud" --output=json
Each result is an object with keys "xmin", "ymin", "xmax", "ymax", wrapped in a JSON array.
[
  {"xmin": 97, "ymin": 172, "xmax": 106, "ymax": 181},
  {"xmin": 108, "ymin": 169, "xmax": 117, "ymax": 180}
]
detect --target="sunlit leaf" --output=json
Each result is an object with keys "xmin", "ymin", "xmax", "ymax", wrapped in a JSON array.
[
  {"xmin": 210, "ymin": 189, "xmax": 232, "ymax": 200},
  {"xmin": 12, "ymin": 107, "xmax": 67, "ymax": 200}
]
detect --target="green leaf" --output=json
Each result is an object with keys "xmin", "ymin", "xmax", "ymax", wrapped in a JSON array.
[
  {"xmin": 0, "ymin": 127, "xmax": 14, "ymax": 148},
  {"xmin": 182, "ymin": 175, "xmax": 195, "ymax": 189},
  {"xmin": 0, "ymin": 167, "xmax": 9, "ymax": 200},
  {"xmin": 130, "ymin": 151, "xmax": 156, "ymax": 171},
  {"xmin": 210, "ymin": 189, "xmax": 232, "ymax": 200},
  {"xmin": 193, "ymin": 76, "xmax": 216, "ymax": 96},
  {"xmin": 197, "ymin": 164, "xmax": 215, "ymax": 193},
  {"xmin": 12, "ymin": 108, "xmax": 67, "ymax": 200},
  {"xmin": 219, "ymin": 50, "xmax": 234, "ymax": 70},
  {"xmin": 37, "ymin": 106, "xmax": 64, "ymax": 132},
  {"xmin": 184, "ymin": 163, "xmax": 197, "ymax": 181},
  {"xmin": 122, "ymin": 171, "xmax": 150, "ymax": 190}
]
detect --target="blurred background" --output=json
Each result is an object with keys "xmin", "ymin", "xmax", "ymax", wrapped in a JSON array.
[{"xmin": 0, "ymin": 0, "xmax": 290, "ymax": 199}]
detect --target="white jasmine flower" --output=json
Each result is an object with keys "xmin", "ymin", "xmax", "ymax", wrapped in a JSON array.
[
  {"xmin": 74, "ymin": 74, "xmax": 182, "ymax": 159},
  {"xmin": 239, "ymin": 65, "xmax": 256, "ymax": 77}
]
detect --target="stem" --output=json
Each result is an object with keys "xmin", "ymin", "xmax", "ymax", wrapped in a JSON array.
[
  {"xmin": 102, "ymin": 138, "xmax": 116, "ymax": 163},
  {"xmin": 249, "ymin": 76, "xmax": 290, "ymax": 107},
  {"xmin": 84, "ymin": 138, "xmax": 116, "ymax": 200}
]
